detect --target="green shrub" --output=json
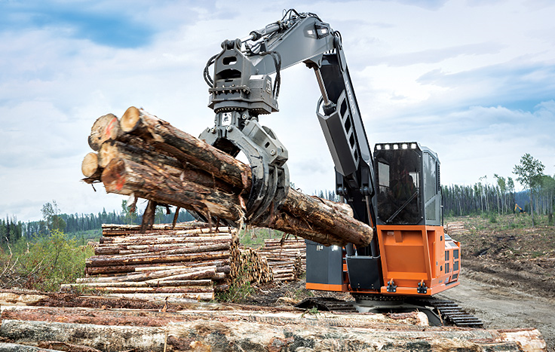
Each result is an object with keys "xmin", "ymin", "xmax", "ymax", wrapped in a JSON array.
[
  {"xmin": 215, "ymin": 281, "xmax": 255, "ymax": 303},
  {"xmin": 489, "ymin": 213, "xmax": 497, "ymax": 223},
  {"xmin": 0, "ymin": 230, "xmax": 94, "ymax": 291}
]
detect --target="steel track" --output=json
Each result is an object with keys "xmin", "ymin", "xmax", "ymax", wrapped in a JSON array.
[{"xmin": 296, "ymin": 295, "xmax": 483, "ymax": 328}]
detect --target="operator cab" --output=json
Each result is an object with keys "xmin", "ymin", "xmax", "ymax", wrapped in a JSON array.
[{"xmin": 374, "ymin": 142, "xmax": 442, "ymax": 226}]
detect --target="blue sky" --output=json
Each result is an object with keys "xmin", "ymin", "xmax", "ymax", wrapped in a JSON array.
[{"xmin": 0, "ymin": 0, "xmax": 554, "ymax": 221}]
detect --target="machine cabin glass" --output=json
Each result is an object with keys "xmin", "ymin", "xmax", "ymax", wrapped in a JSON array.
[{"xmin": 374, "ymin": 143, "xmax": 442, "ymax": 226}]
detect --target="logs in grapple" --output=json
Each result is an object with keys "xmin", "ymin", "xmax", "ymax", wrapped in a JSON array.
[{"xmin": 82, "ymin": 106, "xmax": 373, "ymax": 247}]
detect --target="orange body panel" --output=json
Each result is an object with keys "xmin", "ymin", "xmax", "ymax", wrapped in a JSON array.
[
  {"xmin": 306, "ymin": 224, "xmax": 461, "ymax": 297},
  {"xmin": 371, "ymin": 224, "xmax": 460, "ymax": 296},
  {"xmin": 306, "ymin": 225, "xmax": 461, "ymax": 297}
]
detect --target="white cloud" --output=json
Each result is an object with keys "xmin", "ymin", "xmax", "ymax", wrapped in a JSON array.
[{"xmin": 0, "ymin": 0, "xmax": 554, "ymax": 221}]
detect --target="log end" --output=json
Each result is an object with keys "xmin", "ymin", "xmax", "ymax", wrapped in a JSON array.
[
  {"xmin": 98, "ymin": 140, "xmax": 118, "ymax": 168},
  {"xmin": 121, "ymin": 106, "xmax": 141, "ymax": 133},
  {"xmin": 88, "ymin": 113, "xmax": 119, "ymax": 151},
  {"xmin": 82, "ymin": 152, "xmax": 100, "ymax": 178}
]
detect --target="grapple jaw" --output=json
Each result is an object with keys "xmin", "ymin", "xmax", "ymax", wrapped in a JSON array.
[{"xmin": 199, "ymin": 110, "xmax": 289, "ymax": 224}]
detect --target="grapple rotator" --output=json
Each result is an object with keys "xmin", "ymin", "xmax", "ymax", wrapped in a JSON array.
[{"xmin": 200, "ymin": 37, "xmax": 289, "ymax": 224}]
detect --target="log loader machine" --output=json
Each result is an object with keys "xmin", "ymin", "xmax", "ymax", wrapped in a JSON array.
[{"xmin": 200, "ymin": 9, "xmax": 479, "ymax": 327}]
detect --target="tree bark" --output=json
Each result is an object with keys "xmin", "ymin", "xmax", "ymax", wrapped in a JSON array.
[
  {"xmin": 102, "ymin": 158, "xmax": 245, "ymax": 222},
  {"xmin": 86, "ymin": 250, "xmax": 229, "ymax": 267},
  {"xmin": 0, "ymin": 320, "xmax": 166, "ymax": 352},
  {"xmin": 94, "ymin": 240, "xmax": 231, "ymax": 255},
  {"xmin": 99, "ymin": 139, "xmax": 236, "ymax": 194},
  {"xmin": 277, "ymin": 188, "xmax": 373, "ymax": 246},
  {"xmin": 0, "ymin": 318, "xmax": 544, "ymax": 352},
  {"xmin": 120, "ymin": 106, "xmax": 251, "ymax": 190}
]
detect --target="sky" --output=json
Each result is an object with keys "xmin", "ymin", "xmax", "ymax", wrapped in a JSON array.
[{"xmin": 0, "ymin": 0, "xmax": 554, "ymax": 221}]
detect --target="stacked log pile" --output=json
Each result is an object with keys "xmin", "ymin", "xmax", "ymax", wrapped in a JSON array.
[
  {"xmin": 257, "ymin": 237, "xmax": 306, "ymax": 282},
  {"xmin": 66, "ymin": 224, "xmax": 275, "ymax": 301},
  {"xmin": 100, "ymin": 222, "xmax": 210, "ymax": 236},
  {"xmin": 0, "ymin": 293, "xmax": 546, "ymax": 352},
  {"xmin": 81, "ymin": 107, "xmax": 373, "ymax": 247},
  {"xmin": 230, "ymin": 243, "xmax": 273, "ymax": 286},
  {"xmin": 445, "ymin": 221, "xmax": 469, "ymax": 237}
]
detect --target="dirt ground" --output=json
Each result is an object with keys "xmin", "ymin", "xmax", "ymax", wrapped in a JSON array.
[
  {"xmin": 440, "ymin": 267, "xmax": 555, "ymax": 351},
  {"xmin": 444, "ymin": 216, "xmax": 555, "ymax": 350}
]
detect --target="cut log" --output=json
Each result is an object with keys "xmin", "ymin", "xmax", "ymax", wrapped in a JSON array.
[
  {"xmin": 146, "ymin": 279, "xmax": 212, "ymax": 287},
  {"xmin": 102, "ymin": 158, "xmax": 245, "ymax": 222},
  {"xmin": 86, "ymin": 250, "xmax": 230, "ymax": 267},
  {"xmin": 88, "ymin": 108, "xmax": 374, "ymax": 247},
  {"xmin": 118, "ymin": 266, "xmax": 218, "ymax": 283},
  {"xmin": 131, "ymin": 259, "xmax": 230, "ymax": 271},
  {"xmin": 316, "ymin": 196, "xmax": 354, "ymax": 217},
  {"xmin": 38, "ymin": 342, "xmax": 102, "ymax": 352},
  {"xmin": 261, "ymin": 210, "xmax": 345, "ymax": 245},
  {"xmin": 84, "ymin": 266, "xmax": 134, "ymax": 275},
  {"xmin": 152, "ymin": 242, "xmax": 230, "ymax": 256},
  {"xmin": 63, "ymin": 286, "xmax": 214, "ymax": 294},
  {"xmin": 0, "ymin": 320, "xmax": 166, "ymax": 352},
  {"xmin": 120, "ymin": 106, "xmax": 251, "ymax": 190},
  {"xmin": 83, "ymin": 258, "xmax": 231, "ymax": 276},
  {"xmin": 0, "ymin": 342, "xmax": 66, "ymax": 352},
  {"xmin": 62, "ymin": 282, "xmax": 147, "ymax": 289},
  {"xmin": 81, "ymin": 153, "xmax": 102, "ymax": 179},
  {"xmin": 144, "ymin": 267, "xmax": 217, "ymax": 283},
  {"xmin": 88, "ymin": 113, "xmax": 122, "ymax": 151},
  {"xmin": 101, "ymin": 222, "xmax": 212, "ymax": 232},
  {"xmin": 94, "ymin": 239, "xmax": 232, "ymax": 255},
  {"xmin": 277, "ymin": 188, "xmax": 372, "ymax": 246},
  {"xmin": 98, "ymin": 139, "xmax": 233, "ymax": 192},
  {"xmin": 117, "ymin": 107, "xmax": 372, "ymax": 246},
  {"xmin": 0, "ymin": 318, "xmax": 545, "ymax": 352},
  {"xmin": 89, "ymin": 243, "xmax": 230, "ymax": 260}
]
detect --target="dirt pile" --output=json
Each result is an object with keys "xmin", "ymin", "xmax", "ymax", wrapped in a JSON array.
[{"xmin": 446, "ymin": 216, "xmax": 555, "ymax": 300}]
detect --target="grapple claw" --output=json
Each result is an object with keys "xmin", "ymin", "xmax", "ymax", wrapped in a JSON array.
[{"xmin": 200, "ymin": 112, "xmax": 289, "ymax": 224}]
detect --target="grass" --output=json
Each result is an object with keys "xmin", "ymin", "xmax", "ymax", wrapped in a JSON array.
[
  {"xmin": 447, "ymin": 213, "xmax": 554, "ymax": 231},
  {"xmin": 238, "ymin": 227, "xmax": 288, "ymax": 248}
]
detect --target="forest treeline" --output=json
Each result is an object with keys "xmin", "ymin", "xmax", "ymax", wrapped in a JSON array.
[
  {"xmin": 0, "ymin": 200, "xmax": 194, "ymax": 245},
  {"xmin": 0, "ymin": 154, "xmax": 552, "ymax": 245},
  {"xmin": 443, "ymin": 154, "xmax": 554, "ymax": 225}
]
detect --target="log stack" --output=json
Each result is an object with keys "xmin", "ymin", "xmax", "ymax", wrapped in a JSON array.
[
  {"xmin": 257, "ymin": 237, "xmax": 306, "ymax": 282},
  {"xmin": 81, "ymin": 107, "xmax": 373, "ymax": 247},
  {"xmin": 230, "ymin": 245, "xmax": 274, "ymax": 286},
  {"xmin": 67, "ymin": 223, "xmax": 275, "ymax": 301},
  {"xmin": 100, "ymin": 222, "xmax": 210, "ymax": 237},
  {"xmin": 445, "ymin": 221, "xmax": 469, "ymax": 237}
]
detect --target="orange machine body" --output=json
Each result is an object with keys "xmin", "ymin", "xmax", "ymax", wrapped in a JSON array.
[{"xmin": 306, "ymin": 225, "xmax": 460, "ymax": 296}]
